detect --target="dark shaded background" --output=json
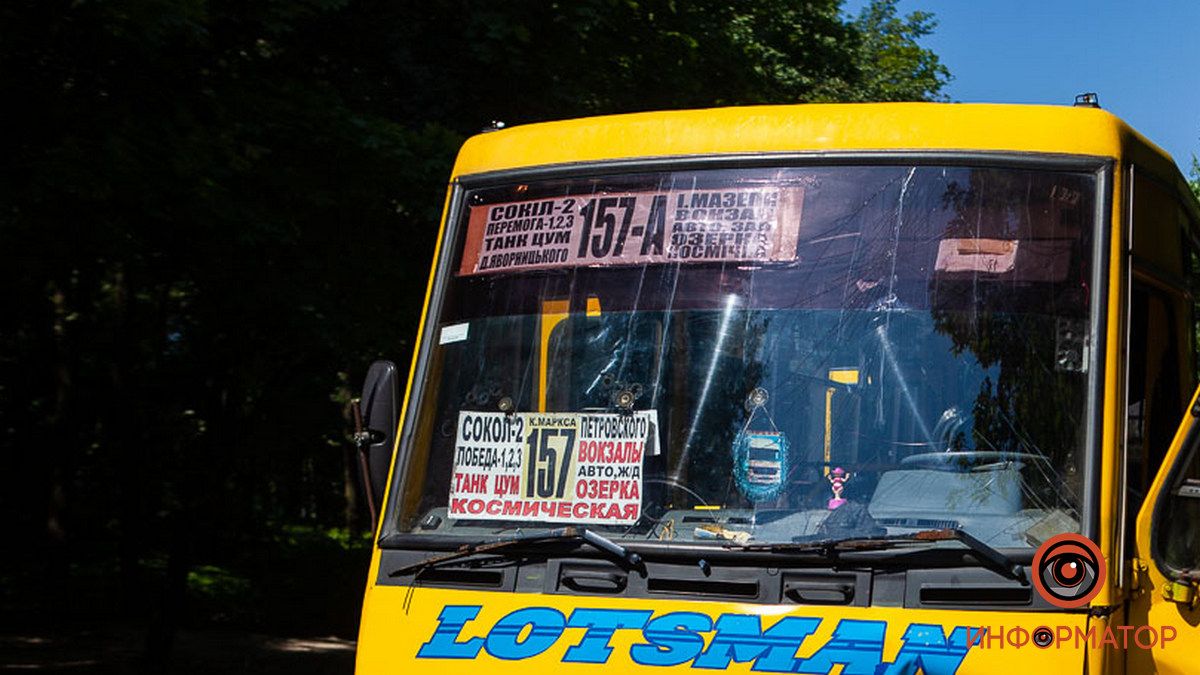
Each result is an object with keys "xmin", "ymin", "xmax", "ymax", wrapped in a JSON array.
[{"xmin": 0, "ymin": 0, "xmax": 953, "ymax": 671}]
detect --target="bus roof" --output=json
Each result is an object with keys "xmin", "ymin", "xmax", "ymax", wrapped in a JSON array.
[{"xmin": 451, "ymin": 102, "xmax": 1180, "ymax": 181}]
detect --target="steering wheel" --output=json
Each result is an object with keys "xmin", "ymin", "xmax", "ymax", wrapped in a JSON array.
[{"xmin": 900, "ymin": 451, "xmax": 1049, "ymax": 471}]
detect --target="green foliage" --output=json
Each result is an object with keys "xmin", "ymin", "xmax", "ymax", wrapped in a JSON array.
[
  {"xmin": 187, "ymin": 565, "xmax": 252, "ymax": 601},
  {"xmin": 1190, "ymin": 156, "xmax": 1199, "ymax": 202},
  {"xmin": 820, "ymin": 0, "xmax": 951, "ymax": 102},
  {"xmin": 0, "ymin": 0, "xmax": 950, "ymax": 643}
]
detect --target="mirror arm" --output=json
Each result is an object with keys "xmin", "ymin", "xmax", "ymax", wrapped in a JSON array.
[{"xmin": 351, "ymin": 398, "xmax": 380, "ymax": 533}]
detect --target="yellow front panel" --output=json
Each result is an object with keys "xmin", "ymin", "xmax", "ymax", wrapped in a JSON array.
[{"xmin": 357, "ymin": 586, "xmax": 1092, "ymax": 675}]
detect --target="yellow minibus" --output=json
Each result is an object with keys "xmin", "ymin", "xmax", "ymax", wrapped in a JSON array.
[{"xmin": 353, "ymin": 102, "xmax": 1200, "ymax": 674}]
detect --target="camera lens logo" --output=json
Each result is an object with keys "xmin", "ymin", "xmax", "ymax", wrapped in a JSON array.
[{"xmin": 1032, "ymin": 533, "xmax": 1106, "ymax": 608}]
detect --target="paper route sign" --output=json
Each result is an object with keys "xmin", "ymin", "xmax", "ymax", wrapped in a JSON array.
[
  {"xmin": 448, "ymin": 410, "xmax": 658, "ymax": 525},
  {"xmin": 459, "ymin": 187, "xmax": 804, "ymax": 275}
]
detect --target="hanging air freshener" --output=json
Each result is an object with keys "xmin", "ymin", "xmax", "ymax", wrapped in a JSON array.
[{"xmin": 732, "ymin": 388, "xmax": 789, "ymax": 503}]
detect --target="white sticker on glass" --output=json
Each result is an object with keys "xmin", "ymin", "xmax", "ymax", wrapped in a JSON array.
[{"xmin": 439, "ymin": 322, "xmax": 470, "ymax": 345}]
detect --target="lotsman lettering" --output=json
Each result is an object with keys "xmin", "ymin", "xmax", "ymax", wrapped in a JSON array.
[
  {"xmin": 417, "ymin": 607, "xmax": 979, "ymax": 673},
  {"xmin": 692, "ymin": 614, "xmax": 820, "ymax": 672}
]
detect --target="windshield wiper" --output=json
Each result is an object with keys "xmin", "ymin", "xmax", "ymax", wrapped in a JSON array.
[
  {"xmin": 389, "ymin": 526, "xmax": 642, "ymax": 578},
  {"xmin": 735, "ymin": 528, "xmax": 1028, "ymax": 584}
]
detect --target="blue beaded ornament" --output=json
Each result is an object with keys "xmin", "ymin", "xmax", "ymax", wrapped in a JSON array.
[{"xmin": 732, "ymin": 388, "xmax": 789, "ymax": 503}]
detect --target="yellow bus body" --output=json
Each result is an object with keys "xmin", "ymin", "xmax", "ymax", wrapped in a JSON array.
[{"xmin": 357, "ymin": 103, "xmax": 1200, "ymax": 675}]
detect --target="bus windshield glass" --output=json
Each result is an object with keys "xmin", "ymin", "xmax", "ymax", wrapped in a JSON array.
[{"xmin": 394, "ymin": 164, "xmax": 1097, "ymax": 549}]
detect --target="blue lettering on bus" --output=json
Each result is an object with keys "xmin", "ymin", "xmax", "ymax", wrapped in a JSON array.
[
  {"xmin": 484, "ymin": 607, "xmax": 566, "ymax": 660},
  {"xmin": 629, "ymin": 611, "xmax": 711, "ymax": 666},
  {"xmin": 564, "ymin": 608, "xmax": 654, "ymax": 663},
  {"xmin": 415, "ymin": 605, "xmax": 976, "ymax": 673},
  {"xmin": 795, "ymin": 619, "xmax": 885, "ymax": 675},
  {"xmin": 880, "ymin": 624, "xmax": 973, "ymax": 675},
  {"xmin": 415, "ymin": 605, "xmax": 485, "ymax": 659},
  {"xmin": 690, "ymin": 614, "xmax": 820, "ymax": 671}
]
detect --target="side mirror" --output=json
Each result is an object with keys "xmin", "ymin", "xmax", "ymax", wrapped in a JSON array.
[{"xmin": 355, "ymin": 360, "xmax": 399, "ymax": 530}]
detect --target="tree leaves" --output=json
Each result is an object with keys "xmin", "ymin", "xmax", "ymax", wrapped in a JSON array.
[{"xmin": 0, "ymin": 0, "xmax": 950, "ymax": 637}]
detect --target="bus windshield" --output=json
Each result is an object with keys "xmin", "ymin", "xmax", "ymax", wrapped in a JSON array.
[{"xmin": 394, "ymin": 164, "xmax": 1097, "ymax": 549}]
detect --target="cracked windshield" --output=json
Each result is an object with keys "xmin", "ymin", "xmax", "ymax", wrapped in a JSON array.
[{"xmin": 397, "ymin": 164, "xmax": 1097, "ymax": 549}]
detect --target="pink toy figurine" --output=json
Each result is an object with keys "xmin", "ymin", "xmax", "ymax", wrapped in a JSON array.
[{"xmin": 827, "ymin": 467, "xmax": 851, "ymax": 509}]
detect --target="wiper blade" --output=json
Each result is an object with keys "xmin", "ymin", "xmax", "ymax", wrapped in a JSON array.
[
  {"xmin": 734, "ymin": 528, "xmax": 1028, "ymax": 584},
  {"xmin": 389, "ymin": 526, "xmax": 642, "ymax": 578},
  {"xmin": 944, "ymin": 528, "xmax": 1028, "ymax": 585}
]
